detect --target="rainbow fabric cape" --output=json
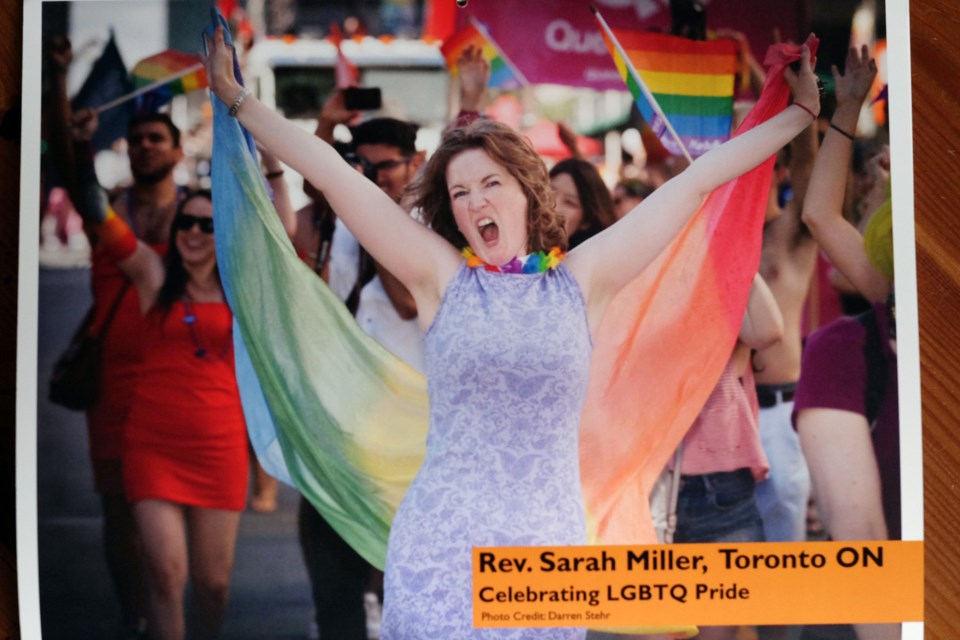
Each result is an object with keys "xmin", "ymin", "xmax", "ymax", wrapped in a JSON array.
[
  {"xmin": 601, "ymin": 26, "xmax": 738, "ymax": 158},
  {"xmin": 132, "ymin": 50, "xmax": 208, "ymax": 112},
  {"xmin": 440, "ymin": 19, "xmax": 527, "ymax": 90},
  {"xmin": 210, "ymin": 0, "xmax": 812, "ymax": 574},
  {"xmin": 580, "ymin": 37, "xmax": 817, "ymax": 547}
]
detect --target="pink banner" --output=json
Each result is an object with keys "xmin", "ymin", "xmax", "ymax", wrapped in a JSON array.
[{"xmin": 454, "ymin": 0, "xmax": 805, "ymax": 90}]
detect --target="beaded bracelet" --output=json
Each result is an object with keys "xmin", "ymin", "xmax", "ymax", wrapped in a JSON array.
[
  {"xmin": 228, "ymin": 88, "xmax": 250, "ymax": 118},
  {"xmin": 793, "ymin": 102, "xmax": 818, "ymax": 120},
  {"xmin": 829, "ymin": 122, "xmax": 856, "ymax": 141}
]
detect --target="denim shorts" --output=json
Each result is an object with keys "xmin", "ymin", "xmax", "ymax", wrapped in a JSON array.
[{"xmin": 674, "ymin": 468, "xmax": 766, "ymax": 544}]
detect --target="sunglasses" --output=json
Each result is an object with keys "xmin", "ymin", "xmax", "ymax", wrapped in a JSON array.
[
  {"xmin": 174, "ymin": 214, "xmax": 215, "ymax": 234},
  {"xmin": 359, "ymin": 157, "xmax": 411, "ymax": 180}
]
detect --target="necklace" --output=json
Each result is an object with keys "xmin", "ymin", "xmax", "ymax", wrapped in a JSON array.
[
  {"xmin": 462, "ymin": 246, "xmax": 565, "ymax": 273},
  {"xmin": 182, "ymin": 296, "xmax": 232, "ymax": 361}
]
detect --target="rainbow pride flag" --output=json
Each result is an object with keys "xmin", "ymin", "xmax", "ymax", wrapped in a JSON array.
[
  {"xmin": 132, "ymin": 50, "xmax": 208, "ymax": 112},
  {"xmin": 597, "ymin": 17, "xmax": 738, "ymax": 158},
  {"xmin": 440, "ymin": 19, "xmax": 527, "ymax": 90}
]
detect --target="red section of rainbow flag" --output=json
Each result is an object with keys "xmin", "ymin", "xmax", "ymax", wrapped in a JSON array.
[
  {"xmin": 440, "ymin": 21, "xmax": 525, "ymax": 90},
  {"xmin": 579, "ymin": 37, "xmax": 819, "ymax": 547}
]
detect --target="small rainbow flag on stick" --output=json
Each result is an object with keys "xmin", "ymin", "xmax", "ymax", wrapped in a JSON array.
[
  {"xmin": 594, "ymin": 8, "xmax": 737, "ymax": 160},
  {"xmin": 132, "ymin": 50, "xmax": 208, "ymax": 111},
  {"xmin": 440, "ymin": 18, "xmax": 528, "ymax": 90},
  {"xmin": 94, "ymin": 50, "xmax": 208, "ymax": 114}
]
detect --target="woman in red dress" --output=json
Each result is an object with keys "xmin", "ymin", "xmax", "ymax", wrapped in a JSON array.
[{"xmin": 93, "ymin": 189, "xmax": 247, "ymax": 640}]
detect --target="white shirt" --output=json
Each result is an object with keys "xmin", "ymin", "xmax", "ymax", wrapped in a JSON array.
[{"xmin": 329, "ymin": 220, "xmax": 426, "ymax": 374}]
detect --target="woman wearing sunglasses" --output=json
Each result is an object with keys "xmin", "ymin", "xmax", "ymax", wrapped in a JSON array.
[{"xmin": 75, "ymin": 185, "xmax": 247, "ymax": 640}]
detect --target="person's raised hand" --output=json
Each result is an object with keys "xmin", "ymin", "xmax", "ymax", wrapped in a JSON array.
[
  {"xmin": 201, "ymin": 25, "xmax": 242, "ymax": 104},
  {"xmin": 457, "ymin": 44, "xmax": 489, "ymax": 112},
  {"xmin": 71, "ymin": 108, "xmax": 99, "ymax": 142},
  {"xmin": 784, "ymin": 37, "xmax": 821, "ymax": 118},
  {"xmin": 714, "ymin": 28, "xmax": 749, "ymax": 53},
  {"xmin": 45, "ymin": 36, "xmax": 73, "ymax": 73},
  {"xmin": 319, "ymin": 89, "xmax": 358, "ymax": 127},
  {"xmin": 864, "ymin": 145, "xmax": 891, "ymax": 184},
  {"xmin": 833, "ymin": 45, "xmax": 878, "ymax": 109},
  {"xmin": 256, "ymin": 141, "xmax": 285, "ymax": 173}
]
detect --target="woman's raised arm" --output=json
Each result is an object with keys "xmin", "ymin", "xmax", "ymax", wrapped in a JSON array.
[
  {"xmin": 801, "ymin": 45, "xmax": 890, "ymax": 302},
  {"xmin": 202, "ymin": 26, "xmax": 458, "ymax": 311},
  {"xmin": 567, "ymin": 42, "xmax": 821, "ymax": 330}
]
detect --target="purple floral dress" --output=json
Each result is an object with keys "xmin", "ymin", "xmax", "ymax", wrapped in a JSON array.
[{"xmin": 382, "ymin": 262, "xmax": 591, "ymax": 639}]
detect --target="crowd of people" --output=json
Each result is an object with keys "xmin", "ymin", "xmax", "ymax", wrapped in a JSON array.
[{"xmin": 39, "ymin": 13, "xmax": 898, "ymax": 640}]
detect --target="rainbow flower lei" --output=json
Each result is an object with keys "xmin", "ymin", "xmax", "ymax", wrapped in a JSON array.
[{"xmin": 462, "ymin": 246, "xmax": 565, "ymax": 273}]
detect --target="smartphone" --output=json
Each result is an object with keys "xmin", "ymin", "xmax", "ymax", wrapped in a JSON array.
[{"xmin": 343, "ymin": 87, "xmax": 382, "ymax": 111}]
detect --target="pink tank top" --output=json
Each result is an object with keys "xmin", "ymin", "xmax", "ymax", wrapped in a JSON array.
[{"xmin": 670, "ymin": 358, "xmax": 769, "ymax": 480}]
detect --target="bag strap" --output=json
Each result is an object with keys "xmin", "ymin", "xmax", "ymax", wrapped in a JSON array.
[
  {"xmin": 93, "ymin": 282, "xmax": 132, "ymax": 339},
  {"xmin": 662, "ymin": 442, "xmax": 684, "ymax": 544},
  {"xmin": 344, "ymin": 249, "xmax": 377, "ymax": 317},
  {"xmin": 855, "ymin": 308, "xmax": 888, "ymax": 428},
  {"xmin": 313, "ymin": 202, "xmax": 336, "ymax": 277}
]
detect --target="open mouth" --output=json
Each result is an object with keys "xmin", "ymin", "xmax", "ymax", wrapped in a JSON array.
[{"xmin": 477, "ymin": 217, "xmax": 499, "ymax": 244}]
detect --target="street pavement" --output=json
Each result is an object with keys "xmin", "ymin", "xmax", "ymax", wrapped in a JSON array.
[{"xmin": 35, "ymin": 266, "xmax": 315, "ymax": 640}]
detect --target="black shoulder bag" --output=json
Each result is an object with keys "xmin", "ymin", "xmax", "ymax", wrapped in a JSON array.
[{"xmin": 48, "ymin": 282, "xmax": 131, "ymax": 411}]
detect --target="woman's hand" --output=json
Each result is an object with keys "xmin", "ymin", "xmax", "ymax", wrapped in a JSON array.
[
  {"xmin": 833, "ymin": 45, "xmax": 878, "ymax": 109},
  {"xmin": 201, "ymin": 25, "xmax": 242, "ymax": 104},
  {"xmin": 457, "ymin": 44, "xmax": 490, "ymax": 112},
  {"xmin": 784, "ymin": 40, "xmax": 821, "ymax": 117}
]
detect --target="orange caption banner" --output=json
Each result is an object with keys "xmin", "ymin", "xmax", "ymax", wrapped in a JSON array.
[{"xmin": 472, "ymin": 541, "xmax": 923, "ymax": 629}]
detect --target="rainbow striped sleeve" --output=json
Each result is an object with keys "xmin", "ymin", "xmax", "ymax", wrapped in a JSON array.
[
  {"xmin": 440, "ymin": 21, "xmax": 524, "ymax": 90},
  {"xmin": 97, "ymin": 208, "xmax": 139, "ymax": 263},
  {"xmin": 604, "ymin": 29, "xmax": 738, "ymax": 158}
]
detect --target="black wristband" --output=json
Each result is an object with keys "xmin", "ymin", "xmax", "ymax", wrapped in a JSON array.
[{"xmin": 829, "ymin": 122, "xmax": 856, "ymax": 141}]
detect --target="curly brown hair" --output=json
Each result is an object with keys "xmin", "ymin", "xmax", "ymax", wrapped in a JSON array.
[{"xmin": 410, "ymin": 120, "xmax": 567, "ymax": 253}]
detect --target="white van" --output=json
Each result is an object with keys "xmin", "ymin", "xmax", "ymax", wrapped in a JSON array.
[
  {"xmin": 242, "ymin": 36, "xmax": 450, "ymax": 207},
  {"xmin": 245, "ymin": 36, "xmax": 450, "ymax": 137}
]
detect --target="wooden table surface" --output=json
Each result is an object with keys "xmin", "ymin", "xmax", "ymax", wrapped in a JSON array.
[
  {"xmin": 910, "ymin": 1, "xmax": 960, "ymax": 633},
  {"xmin": 1, "ymin": 1, "xmax": 959, "ymax": 638}
]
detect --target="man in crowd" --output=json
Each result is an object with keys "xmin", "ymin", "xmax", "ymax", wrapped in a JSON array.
[{"xmin": 293, "ymin": 90, "xmax": 426, "ymax": 640}]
